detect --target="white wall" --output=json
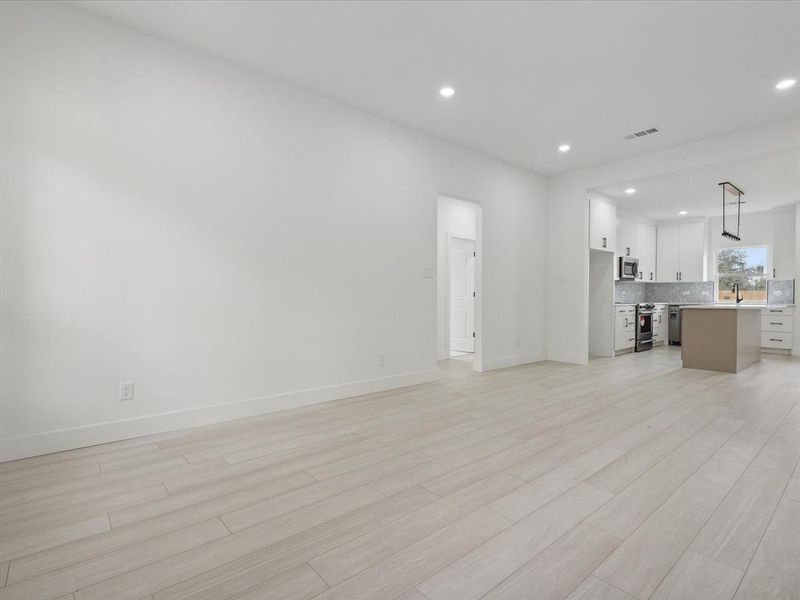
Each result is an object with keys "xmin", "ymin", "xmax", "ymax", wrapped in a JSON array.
[
  {"xmin": 588, "ymin": 251, "xmax": 614, "ymax": 357},
  {"xmin": 436, "ymin": 197, "xmax": 478, "ymax": 362},
  {"xmin": 547, "ymin": 120, "xmax": 800, "ymax": 365},
  {"xmin": 0, "ymin": 1, "xmax": 547, "ymax": 460}
]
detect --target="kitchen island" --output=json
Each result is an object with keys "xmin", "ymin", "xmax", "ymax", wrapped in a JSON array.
[{"xmin": 681, "ymin": 305, "xmax": 761, "ymax": 373}]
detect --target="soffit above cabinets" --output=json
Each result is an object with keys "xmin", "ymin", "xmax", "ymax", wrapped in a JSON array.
[{"xmin": 595, "ymin": 148, "xmax": 800, "ymax": 222}]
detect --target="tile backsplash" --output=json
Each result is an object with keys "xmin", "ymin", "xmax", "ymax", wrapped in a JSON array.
[
  {"xmin": 615, "ymin": 280, "xmax": 714, "ymax": 304},
  {"xmin": 768, "ymin": 279, "xmax": 795, "ymax": 304},
  {"xmin": 614, "ymin": 281, "xmax": 646, "ymax": 304},
  {"xmin": 615, "ymin": 279, "xmax": 796, "ymax": 304},
  {"xmin": 645, "ymin": 281, "xmax": 715, "ymax": 304}
]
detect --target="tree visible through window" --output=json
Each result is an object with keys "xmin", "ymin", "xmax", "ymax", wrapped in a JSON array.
[{"xmin": 717, "ymin": 247, "xmax": 768, "ymax": 303}]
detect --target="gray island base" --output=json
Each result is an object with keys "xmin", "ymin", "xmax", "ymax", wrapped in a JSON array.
[{"xmin": 681, "ymin": 306, "xmax": 761, "ymax": 373}]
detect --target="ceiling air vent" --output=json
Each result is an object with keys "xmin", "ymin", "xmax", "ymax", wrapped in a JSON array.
[{"xmin": 623, "ymin": 127, "xmax": 659, "ymax": 140}]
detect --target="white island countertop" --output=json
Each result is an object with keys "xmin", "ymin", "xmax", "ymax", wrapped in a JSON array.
[
  {"xmin": 681, "ymin": 304, "xmax": 794, "ymax": 309},
  {"xmin": 686, "ymin": 304, "xmax": 763, "ymax": 309}
]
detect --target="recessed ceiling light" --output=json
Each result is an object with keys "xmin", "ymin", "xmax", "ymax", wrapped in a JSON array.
[
  {"xmin": 558, "ymin": 144, "xmax": 571, "ymax": 153},
  {"xmin": 439, "ymin": 86, "xmax": 455, "ymax": 98},
  {"xmin": 625, "ymin": 188, "xmax": 636, "ymax": 195},
  {"xmin": 775, "ymin": 78, "xmax": 796, "ymax": 90},
  {"xmin": 679, "ymin": 210, "xmax": 688, "ymax": 216}
]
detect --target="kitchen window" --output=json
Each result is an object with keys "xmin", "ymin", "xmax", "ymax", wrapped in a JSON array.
[{"xmin": 716, "ymin": 246, "xmax": 768, "ymax": 303}]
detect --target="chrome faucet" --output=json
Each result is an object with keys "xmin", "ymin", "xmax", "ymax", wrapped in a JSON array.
[{"xmin": 732, "ymin": 282, "xmax": 743, "ymax": 304}]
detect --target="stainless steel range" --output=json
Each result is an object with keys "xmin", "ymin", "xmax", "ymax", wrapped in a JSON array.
[{"xmin": 635, "ymin": 303, "xmax": 654, "ymax": 352}]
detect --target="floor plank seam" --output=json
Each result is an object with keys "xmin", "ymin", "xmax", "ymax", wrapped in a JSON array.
[
  {"xmin": 305, "ymin": 560, "xmax": 332, "ymax": 590},
  {"xmin": 593, "ymin": 572, "xmax": 646, "ymax": 599},
  {"xmin": 1, "ymin": 351, "xmax": 797, "ymax": 599},
  {"xmin": 726, "ymin": 462, "xmax": 798, "ymax": 600},
  {"xmin": 478, "ymin": 517, "xmax": 625, "ymax": 600},
  {"xmin": 636, "ymin": 409, "xmax": 792, "ymax": 600},
  {"xmin": 217, "ymin": 515, "xmax": 234, "ymax": 536}
]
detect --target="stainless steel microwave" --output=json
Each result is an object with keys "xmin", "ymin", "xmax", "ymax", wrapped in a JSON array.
[{"xmin": 619, "ymin": 256, "xmax": 639, "ymax": 279}]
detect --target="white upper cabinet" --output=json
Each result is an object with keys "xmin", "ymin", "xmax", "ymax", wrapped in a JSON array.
[
  {"xmin": 772, "ymin": 207, "xmax": 795, "ymax": 279},
  {"xmin": 656, "ymin": 224, "xmax": 680, "ymax": 282},
  {"xmin": 678, "ymin": 221, "xmax": 705, "ymax": 282},
  {"xmin": 636, "ymin": 222, "xmax": 657, "ymax": 282},
  {"xmin": 589, "ymin": 196, "xmax": 616, "ymax": 252},
  {"xmin": 657, "ymin": 221, "xmax": 705, "ymax": 282},
  {"xmin": 618, "ymin": 216, "xmax": 637, "ymax": 259},
  {"xmin": 615, "ymin": 213, "xmax": 656, "ymax": 281}
]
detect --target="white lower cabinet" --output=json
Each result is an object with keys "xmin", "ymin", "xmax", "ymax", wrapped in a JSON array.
[
  {"xmin": 614, "ymin": 305, "xmax": 636, "ymax": 352},
  {"xmin": 652, "ymin": 304, "xmax": 667, "ymax": 345},
  {"xmin": 761, "ymin": 307, "xmax": 794, "ymax": 351}
]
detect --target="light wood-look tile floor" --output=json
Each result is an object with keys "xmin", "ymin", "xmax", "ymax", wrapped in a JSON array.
[{"xmin": 1, "ymin": 347, "xmax": 798, "ymax": 600}]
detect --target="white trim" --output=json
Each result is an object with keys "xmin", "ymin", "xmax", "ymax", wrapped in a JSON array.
[
  {"xmin": 473, "ymin": 205, "xmax": 484, "ymax": 373},
  {"xmin": 437, "ymin": 194, "xmax": 484, "ymax": 373},
  {"xmin": 546, "ymin": 350, "xmax": 589, "ymax": 365},
  {"xmin": 714, "ymin": 244, "xmax": 770, "ymax": 305},
  {"xmin": 0, "ymin": 369, "xmax": 439, "ymax": 463},
  {"xmin": 480, "ymin": 353, "xmax": 546, "ymax": 372}
]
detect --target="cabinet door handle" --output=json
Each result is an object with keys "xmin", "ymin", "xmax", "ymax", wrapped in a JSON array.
[
  {"xmin": 624, "ymin": 318, "xmax": 628, "ymax": 327},
  {"xmin": 676, "ymin": 272, "xmax": 679, "ymax": 280},
  {"xmin": 773, "ymin": 269, "xmax": 776, "ymax": 278},
  {"xmin": 626, "ymin": 247, "xmax": 630, "ymax": 256},
  {"xmin": 769, "ymin": 322, "xmax": 783, "ymax": 325},
  {"xmin": 769, "ymin": 338, "xmax": 783, "ymax": 342},
  {"xmin": 601, "ymin": 237, "xmax": 607, "ymax": 248},
  {"xmin": 650, "ymin": 272, "xmax": 653, "ymax": 281}
]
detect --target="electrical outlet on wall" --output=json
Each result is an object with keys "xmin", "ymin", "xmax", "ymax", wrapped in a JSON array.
[
  {"xmin": 377, "ymin": 353, "xmax": 386, "ymax": 366},
  {"xmin": 120, "ymin": 381, "xmax": 134, "ymax": 401}
]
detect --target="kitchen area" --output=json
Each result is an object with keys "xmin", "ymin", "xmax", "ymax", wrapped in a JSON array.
[{"xmin": 587, "ymin": 150, "xmax": 798, "ymax": 372}]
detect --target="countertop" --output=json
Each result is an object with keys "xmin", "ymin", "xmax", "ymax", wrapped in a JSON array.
[
  {"xmin": 614, "ymin": 302, "xmax": 794, "ymax": 308},
  {"xmin": 682, "ymin": 305, "xmax": 763, "ymax": 310}
]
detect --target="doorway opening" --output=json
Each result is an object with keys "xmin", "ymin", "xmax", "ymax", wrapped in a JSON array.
[
  {"xmin": 449, "ymin": 237, "xmax": 476, "ymax": 360},
  {"xmin": 437, "ymin": 196, "xmax": 482, "ymax": 371}
]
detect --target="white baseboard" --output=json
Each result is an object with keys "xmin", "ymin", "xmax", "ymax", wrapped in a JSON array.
[
  {"xmin": 0, "ymin": 369, "xmax": 440, "ymax": 463},
  {"xmin": 546, "ymin": 350, "xmax": 589, "ymax": 365},
  {"xmin": 436, "ymin": 350, "xmax": 450, "ymax": 361},
  {"xmin": 481, "ymin": 353, "xmax": 545, "ymax": 371}
]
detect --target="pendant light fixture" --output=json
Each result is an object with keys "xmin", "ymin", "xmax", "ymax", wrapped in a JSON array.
[{"xmin": 719, "ymin": 181, "xmax": 743, "ymax": 241}]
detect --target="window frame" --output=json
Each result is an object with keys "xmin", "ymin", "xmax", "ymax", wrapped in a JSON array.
[{"xmin": 714, "ymin": 245, "xmax": 769, "ymax": 304}]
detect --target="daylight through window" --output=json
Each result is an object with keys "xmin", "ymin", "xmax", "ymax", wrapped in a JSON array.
[{"xmin": 716, "ymin": 247, "xmax": 768, "ymax": 303}]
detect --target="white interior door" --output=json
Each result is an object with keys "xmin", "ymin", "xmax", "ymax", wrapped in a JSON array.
[{"xmin": 449, "ymin": 237, "xmax": 475, "ymax": 353}]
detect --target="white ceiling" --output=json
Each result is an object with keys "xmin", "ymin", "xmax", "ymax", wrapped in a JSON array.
[
  {"xmin": 67, "ymin": 0, "xmax": 800, "ymax": 174},
  {"xmin": 596, "ymin": 147, "xmax": 800, "ymax": 222}
]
